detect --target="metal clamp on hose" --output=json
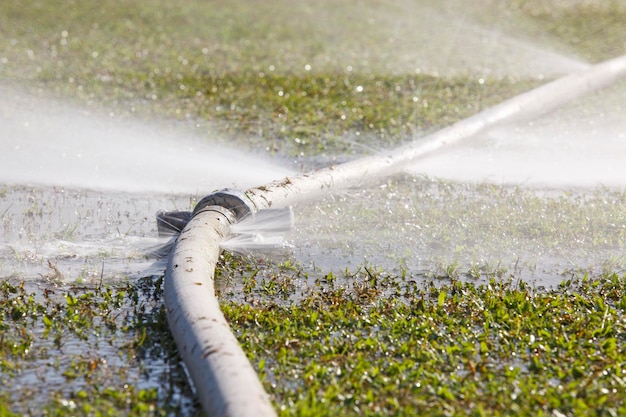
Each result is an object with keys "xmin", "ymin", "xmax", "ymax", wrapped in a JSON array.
[
  {"xmin": 157, "ymin": 189, "xmax": 253, "ymax": 237},
  {"xmin": 156, "ymin": 210, "xmax": 192, "ymax": 236},
  {"xmin": 192, "ymin": 188, "xmax": 253, "ymax": 221},
  {"xmin": 192, "ymin": 204, "xmax": 237, "ymax": 225}
]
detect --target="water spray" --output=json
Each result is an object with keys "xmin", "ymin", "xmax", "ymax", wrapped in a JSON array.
[{"xmin": 162, "ymin": 54, "xmax": 626, "ymax": 416}]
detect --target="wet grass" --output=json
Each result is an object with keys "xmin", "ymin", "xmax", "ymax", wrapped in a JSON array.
[
  {"xmin": 2, "ymin": 1, "xmax": 623, "ymax": 158},
  {"xmin": 224, "ymin": 271, "xmax": 626, "ymax": 416},
  {"xmin": 2, "ymin": 266, "xmax": 625, "ymax": 416},
  {"xmin": 0, "ymin": 1, "xmax": 537, "ymax": 158},
  {"xmin": 0, "ymin": 0, "xmax": 600, "ymax": 158},
  {"xmin": 144, "ymin": 71, "xmax": 534, "ymax": 157},
  {"xmin": 0, "ymin": 276, "xmax": 198, "ymax": 416},
  {"xmin": 285, "ymin": 177, "xmax": 626, "ymax": 287}
]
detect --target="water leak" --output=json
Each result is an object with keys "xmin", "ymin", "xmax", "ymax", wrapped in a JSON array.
[
  {"xmin": 221, "ymin": 207, "xmax": 294, "ymax": 257},
  {"xmin": 0, "ymin": 85, "xmax": 294, "ymax": 195},
  {"xmin": 1, "ymin": 0, "xmax": 625, "ymax": 413},
  {"xmin": 412, "ymin": 80, "xmax": 626, "ymax": 188},
  {"xmin": 281, "ymin": 76, "xmax": 626, "ymax": 289},
  {"xmin": 0, "ymin": 84, "xmax": 295, "ymax": 285}
]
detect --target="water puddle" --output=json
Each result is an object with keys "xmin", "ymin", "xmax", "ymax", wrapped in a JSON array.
[
  {"xmin": 289, "ymin": 178, "xmax": 626, "ymax": 289},
  {"xmin": 0, "ymin": 187, "xmax": 181, "ymax": 284}
]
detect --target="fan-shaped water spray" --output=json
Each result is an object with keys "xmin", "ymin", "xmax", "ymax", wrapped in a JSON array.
[
  {"xmin": 0, "ymin": 85, "xmax": 293, "ymax": 194},
  {"xmin": 413, "ymin": 80, "xmax": 626, "ymax": 187}
]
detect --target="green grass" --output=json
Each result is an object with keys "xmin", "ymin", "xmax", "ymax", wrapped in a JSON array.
[
  {"xmin": 224, "ymin": 272, "xmax": 626, "ymax": 416},
  {"xmin": 149, "ymin": 72, "xmax": 536, "ymax": 156},
  {"xmin": 0, "ymin": 277, "xmax": 199, "ymax": 416},
  {"xmin": 0, "ymin": 0, "xmax": 538, "ymax": 157},
  {"xmin": 2, "ymin": 269, "xmax": 625, "ymax": 416},
  {"xmin": 7, "ymin": 0, "xmax": 623, "ymax": 157}
]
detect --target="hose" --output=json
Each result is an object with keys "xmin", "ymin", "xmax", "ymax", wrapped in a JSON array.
[{"xmin": 163, "ymin": 54, "xmax": 626, "ymax": 416}]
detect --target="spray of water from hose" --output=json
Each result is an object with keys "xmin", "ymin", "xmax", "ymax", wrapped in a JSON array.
[{"xmin": 161, "ymin": 54, "xmax": 626, "ymax": 417}]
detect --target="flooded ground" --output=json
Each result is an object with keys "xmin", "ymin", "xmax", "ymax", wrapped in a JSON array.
[
  {"xmin": 0, "ymin": 187, "xmax": 174, "ymax": 283},
  {"xmin": 3, "ymin": 174, "xmax": 625, "ymax": 302},
  {"xmin": 290, "ymin": 178, "xmax": 626, "ymax": 287}
]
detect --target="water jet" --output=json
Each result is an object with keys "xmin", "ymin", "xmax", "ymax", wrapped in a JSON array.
[{"xmin": 0, "ymin": 85, "xmax": 293, "ymax": 194}]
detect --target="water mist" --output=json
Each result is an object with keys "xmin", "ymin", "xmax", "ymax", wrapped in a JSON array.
[{"xmin": 0, "ymin": 85, "xmax": 293, "ymax": 194}]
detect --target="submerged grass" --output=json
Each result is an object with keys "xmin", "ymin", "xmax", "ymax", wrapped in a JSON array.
[
  {"xmin": 0, "ymin": 277, "xmax": 199, "ymax": 416},
  {"xmin": 286, "ymin": 177, "xmax": 626, "ymax": 286}
]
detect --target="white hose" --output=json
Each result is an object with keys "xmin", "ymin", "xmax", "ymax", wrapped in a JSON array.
[
  {"xmin": 164, "ymin": 54, "xmax": 626, "ymax": 416},
  {"xmin": 164, "ymin": 206, "xmax": 277, "ymax": 417},
  {"xmin": 245, "ymin": 54, "xmax": 626, "ymax": 210}
]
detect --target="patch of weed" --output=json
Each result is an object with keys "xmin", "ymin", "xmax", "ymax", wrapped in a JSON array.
[
  {"xmin": 0, "ymin": 277, "xmax": 198, "ymax": 415},
  {"xmin": 224, "ymin": 273, "xmax": 626, "ymax": 416}
]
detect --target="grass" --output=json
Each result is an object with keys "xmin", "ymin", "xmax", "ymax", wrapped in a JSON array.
[
  {"xmin": 1, "ymin": 0, "xmax": 626, "ymax": 415},
  {"xmin": 147, "ymin": 71, "xmax": 534, "ymax": 157},
  {"xmin": 0, "ymin": 277, "xmax": 198, "ymax": 416},
  {"xmin": 0, "ymin": 0, "xmax": 538, "ymax": 158},
  {"xmin": 224, "ymin": 272, "xmax": 626, "ymax": 416},
  {"xmin": 6, "ymin": 0, "xmax": 623, "ymax": 157},
  {"xmin": 2, "ymin": 266, "xmax": 624, "ymax": 415},
  {"xmin": 517, "ymin": 0, "xmax": 626, "ymax": 62}
]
